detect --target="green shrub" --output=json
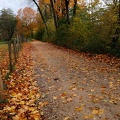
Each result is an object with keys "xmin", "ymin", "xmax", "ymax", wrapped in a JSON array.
[
  {"xmin": 55, "ymin": 24, "xmax": 70, "ymax": 47},
  {"xmin": 33, "ymin": 28, "xmax": 45, "ymax": 40},
  {"xmin": 42, "ymin": 19, "xmax": 56, "ymax": 42},
  {"xmin": 40, "ymin": 5, "xmax": 120, "ymax": 58}
]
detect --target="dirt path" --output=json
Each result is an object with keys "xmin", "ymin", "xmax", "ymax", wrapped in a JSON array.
[{"xmin": 31, "ymin": 41, "xmax": 120, "ymax": 120}]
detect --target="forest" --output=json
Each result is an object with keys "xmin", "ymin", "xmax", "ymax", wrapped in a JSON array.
[{"xmin": 0, "ymin": 0, "xmax": 120, "ymax": 57}]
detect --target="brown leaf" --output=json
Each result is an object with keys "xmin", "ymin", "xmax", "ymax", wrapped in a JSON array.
[
  {"xmin": 66, "ymin": 98, "xmax": 72, "ymax": 102},
  {"xmin": 63, "ymin": 117, "xmax": 70, "ymax": 120}
]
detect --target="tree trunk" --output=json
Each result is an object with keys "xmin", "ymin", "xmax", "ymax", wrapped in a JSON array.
[
  {"xmin": 50, "ymin": 0, "xmax": 58, "ymax": 29},
  {"xmin": 73, "ymin": 0, "xmax": 77, "ymax": 17},
  {"xmin": 32, "ymin": 0, "xmax": 49, "ymax": 37},
  {"xmin": 118, "ymin": 0, "xmax": 120, "ymax": 25},
  {"xmin": 65, "ymin": 0, "xmax": 70, "ymax": 24},
  {"xmin": 112, "ymin": 0, "xmax": 120, "ymax": 48}
]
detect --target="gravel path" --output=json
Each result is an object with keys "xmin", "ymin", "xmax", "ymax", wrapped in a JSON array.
[{"xmin": 31, "ymin": 41, "xmax": 120, "ymax": 120}]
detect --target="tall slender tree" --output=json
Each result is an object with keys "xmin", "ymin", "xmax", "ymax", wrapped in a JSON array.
[
  {"xmin": 31, "ymin": 0, "xmax": 50, "ymax": 36},
  {"xmin": 65, "ymin": 0, "xmax": 70, "ymax": 24},
  {"xmin": 73, "ymin": 0, "xmax": 77, "ymax": 16},
  {"xmin": 50, "ymin": 0, "xmax": 58, "ymax": 29}
]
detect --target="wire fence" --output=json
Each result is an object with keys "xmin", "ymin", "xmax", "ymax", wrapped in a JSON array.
[{"xmin": 8, "ymin": 38, "xmax": 22, "ymax": 72}]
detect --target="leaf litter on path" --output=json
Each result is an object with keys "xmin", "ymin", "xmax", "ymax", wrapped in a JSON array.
[{"xmin": 23, "ymin": 41, "xmax": 120, "ymax": 120}]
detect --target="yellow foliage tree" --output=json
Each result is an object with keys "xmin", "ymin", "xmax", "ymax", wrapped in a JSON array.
[{"xmin": 16, "ymin": 7, "xmax": 37, "ymax": 39}]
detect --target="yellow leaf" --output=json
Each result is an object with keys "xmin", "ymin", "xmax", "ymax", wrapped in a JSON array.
[
  {"xmin": 63, "ymin": 117, "xmax": 70, "ymax": 120},
  {"xmin": 53, "ymin": 96, "xmax": 58, "ymax": 100},
  {"xmin": 99, "ymin": 109, "xmax": 104, "ymax": 115},
  {"xmin": 92, "ymin": 98, "xmax": 100, "ymax": 103},
  {"xmin": 109, "ymin": 82, "xmax": 114, "ymax": 88},
  {"xmin": 28, "ymin": 107, "xmax": 36, "ymax": 112},
  {"xmin": 12, "ymin": 115, "xmax": 20, "ymax": 120},
  {"xmin": 83, "ymin": 114, "xmax": 94, "ymax": 119},
  {"xmin": 4, "ymin": 106, "xmax": 16, "ymax": 112},
  {"xmin": 90, "ymin": 89, "xmax": 94, "ymax": 92},
  {"xmin": 11, "ymin": 92, "xmax": 17, "ymax": 97},
  {"xmin": 92, "ymin": 109, "xmax": 99, "ymax": 115},
  {"xmin": 36, "ymin": 93, "xmax": 41, "ymax": 99},
  {"xmin": 63, "ymin": 92, "xmax": 67, "ymax": 94},
  {"xmin": 30, "ymin": 113, "xmax": 40, "ymax": 120},
  {"xmin": 75, "ymin": 107, "xmax": 83, "ymax": 112},
  {"xmin": 9, "ymin": 112, "xmax": 16, "ymax": 115},
  {"xmin": 73, "ymin": 93, "xmax": 77, "ymax": 97},
  {"xmin": 44, "ymin": 0, "xmax": 50, "ymax": 4},
  {"xmin": 31, "ymin": 110, "xmax": 39, "ymax": 114},
  {"xmin": 20, "ymin": 101, "xmax": 25, "ymax": 105},
  {"xmin": 62, "ymin": 100, "xmax": 66, "ymax": 103},
  {"xmin": 17, "ymin": 93, "xmax": 22, "ymax": 97},
  {"xmin": 22, "ymin": 105, "xmax": 29, "ymax": 111},
  {"xmin": 18, "ymin": 108, "xmax": 26, "ymax": 114},
  {"xmin": 60, "ymin": 92, "xmax": 67, "ymax": 98},
  {"xmin": 110, "ymin": 100, "xmax": 117, "ymax": 104}
]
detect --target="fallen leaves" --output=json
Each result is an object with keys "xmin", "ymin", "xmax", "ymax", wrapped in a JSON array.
[
  {"xmin": 32, "ymin": 41, "xmax": 120, "ymax": 120},
  {"xmin": 0, "ymin": 43, "xmax": 42, "ymax": 120},
  {"xmin": 83, "ymin": 108, "xmax": 104, "ymax": 119},
  {"xmin": 60, "ymin": 92, "xmax": 67, "ymax": 99},
  {"xmin": 75, "ymin": 106, "xmax": 83, "ymax": 112},
  {"xmin": 66, "ymin": 97, "xmax": 72, "ymax": 102},
  {"xmin": 1, "ymin": 41, "xmax": 118, "ymax": 120},
  {"xmin": 83, "ymin": 114, "xmax": 94, "ymax": 119},
  {"xmin": 38, "ymin": 101, "xmax": 49, "ymax": 109},
  {"xmin": 92, "ymin": 109, "xmax": 104, "ymax": 115},
  {"xmin": 53, "ymin": 96, "xmax": 58, "ymax": 100},
  {"xmin": 63, "ymin": 116, "xmax": 70, "ymax": 120},
  {"xmin": 75, "ymin": 104, "xmax": 85, "ymax": 112},
  {"xmin": 83, "ymin": 53, "xmax": 120, "ymax": 68}
]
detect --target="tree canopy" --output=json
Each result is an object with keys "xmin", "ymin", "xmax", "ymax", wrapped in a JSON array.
[
  {"xmin": 30, "ymin": 0, "xmax": 120, "ymax": 56},
  {"xmin": 16, "ymin": 7, "xmax": 37, "ymax": 39},
  {"xmin": 0, "ymin": 8, "xmax": 17, "ymax": 41}
]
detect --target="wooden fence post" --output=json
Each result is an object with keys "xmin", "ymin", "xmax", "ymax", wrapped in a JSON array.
[
  {"xmin": 13, "ymin": 39, "xmax": 17, "ymax": 63},
  {"xmin": 8, "ymin": 41, "xmax": 13, "ymax": 72},
  {"xmin": 19, "ymin": 39, "xmax": 22, "ymax": 49},
  {"xmin": 15, "ymin": 39, "xmax": 18, "ymax": 59},
  {"xmin": 17, "ymin": 38, "xmax": 20, "ymax": 57},
  {"xmin": 0, "ymin": 71, "xmax": 4, "ymax": 101}
]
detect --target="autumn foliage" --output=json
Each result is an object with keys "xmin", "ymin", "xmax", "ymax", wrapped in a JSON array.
[
  {"xmin": 0, "ymin": 43, "xmax": 42, "ymax": 120},
  {"xmin": 39, "ymin": 0, "xmax": 120, "ymax": 57},
  {"xmin": 16, "ymin": 7, "xmax": 37, "ymax": 39}
]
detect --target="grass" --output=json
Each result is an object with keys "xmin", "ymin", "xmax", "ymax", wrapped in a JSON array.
[
  {"xmin": 0, "ymin": 41, "xmax": 19, "ymax": 72},
  {"xmin": 0, "ymin": 41, "xmax": 8, "ymax": 48},
  {"xmin": 0, "ymin": 42, "xmax": 8, "ymax": 62}
]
